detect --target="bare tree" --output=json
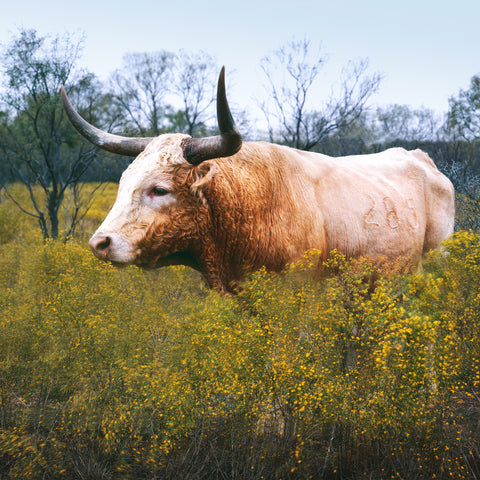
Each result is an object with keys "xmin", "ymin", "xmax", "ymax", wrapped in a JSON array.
[
  {"xmin": 259, "ymin": 39, "xmax": 382, "ymax": 151},
  {"xmin": 109, "ymin": 52, "xmax": 174, "ymax": 136},
  {"xmin": 0, "ymin": 29, "xmax": 103, "ymax": 240},
  {"xmin": 170, "ymin": 50, "xmax": 218, "ymax": 136}
]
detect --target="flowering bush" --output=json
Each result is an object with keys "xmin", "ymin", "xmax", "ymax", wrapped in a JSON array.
[{"xmin": 0, "ymin": 188, "xmax": 479, "ymax": 479}]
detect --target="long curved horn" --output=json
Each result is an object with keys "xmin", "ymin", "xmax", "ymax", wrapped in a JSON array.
[
  {"xmin": 182, "ymin": 66, "xmax": 242, "ymax": 165},
  {"xmin": 60, "ymin": 86, "xmax": 154, "ymax": 157}
]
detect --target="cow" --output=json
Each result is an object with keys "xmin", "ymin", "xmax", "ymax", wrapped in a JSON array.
[{"xmin": 61, "ymin": 67, "xmax": 455, "ymax": 293}]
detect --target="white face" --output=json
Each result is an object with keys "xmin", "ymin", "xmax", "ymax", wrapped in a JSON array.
[{"xmin": 89, "ymin": 134, "xmax": 191, "ymax": 264}]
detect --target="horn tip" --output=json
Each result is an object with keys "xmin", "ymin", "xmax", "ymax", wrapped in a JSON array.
[
  {"xmin": 218, "ymin": 66, "xmax": 226, "ymax": 89},
  {"xmin": 60, "ymin": 85, "xmax": 69, "ymax": 105}
]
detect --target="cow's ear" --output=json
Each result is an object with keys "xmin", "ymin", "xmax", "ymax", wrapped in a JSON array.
[{"xmin": 190, "ymin": 163, "xmax": 216, "ymax": 192}]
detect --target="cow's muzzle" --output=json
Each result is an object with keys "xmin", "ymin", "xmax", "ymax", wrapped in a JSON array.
[
  {"xmin": 89, "ymin": 232, "xmax": 137, "ymax": 264},
  {"xmin": 89, "ymin": 233, "xmax": 112, "ymax": 260}
]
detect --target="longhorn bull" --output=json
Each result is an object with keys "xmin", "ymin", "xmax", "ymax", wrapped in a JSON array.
[{"xmin": 61, "ymin": 67, "xmax": 455, "ymax": 293}]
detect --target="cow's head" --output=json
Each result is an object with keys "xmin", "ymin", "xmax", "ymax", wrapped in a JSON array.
[{"xmin": 61, "ymin": 67, "xmax": 242, "ymax": 273}]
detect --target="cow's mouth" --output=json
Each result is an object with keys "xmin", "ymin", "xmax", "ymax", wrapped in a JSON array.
[{"xmin": 135, "ymin": 251, "xmax": 200, "ymax": 271}]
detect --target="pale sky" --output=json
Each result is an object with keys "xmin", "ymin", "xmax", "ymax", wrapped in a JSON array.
[{"xmin": 1, "ymin": 0, "xmax": 479, "ymax": 120}]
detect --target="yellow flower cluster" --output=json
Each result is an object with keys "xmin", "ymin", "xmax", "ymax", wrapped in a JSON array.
[{"xmin": 0, "ymin": 189, "xmax": 479, "ymax": 478}]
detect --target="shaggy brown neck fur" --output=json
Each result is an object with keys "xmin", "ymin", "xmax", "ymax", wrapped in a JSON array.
[{"xmin": 196, "ymin": 143, "xmax": 325, "ymax": 292}]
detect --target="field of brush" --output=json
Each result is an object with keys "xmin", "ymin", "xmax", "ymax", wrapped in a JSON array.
[{"xmin": 0, "ymin": 184, "xmax": 479, "ymax": 479}]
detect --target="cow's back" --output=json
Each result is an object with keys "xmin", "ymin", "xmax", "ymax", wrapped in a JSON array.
[{"xmin": 296, "ymin": 147, "xmax": 454, "ymax": 263}]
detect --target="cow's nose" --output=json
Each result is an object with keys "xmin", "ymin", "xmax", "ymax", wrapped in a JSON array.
[{"xmin": 89, "ymin": 233, "xmax": 112, "ymax": 259}]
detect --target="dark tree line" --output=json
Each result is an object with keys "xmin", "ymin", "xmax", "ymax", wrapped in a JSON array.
[{"xmin": 1, "ymin": 29, "xmax": 480, "ymax": 239}]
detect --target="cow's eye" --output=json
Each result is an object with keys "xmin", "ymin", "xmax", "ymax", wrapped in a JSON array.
[{"xmin": 151, "ymin": 187, "xmax": 169, "ymax": 196}]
